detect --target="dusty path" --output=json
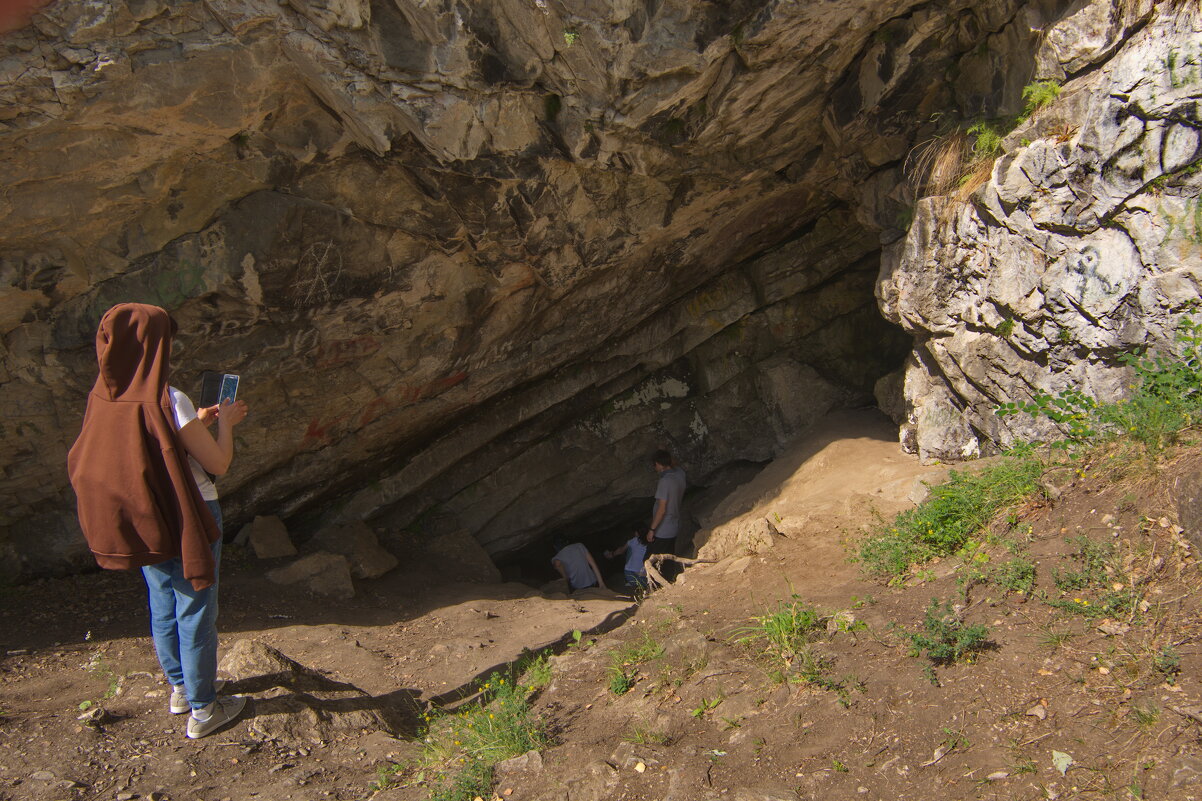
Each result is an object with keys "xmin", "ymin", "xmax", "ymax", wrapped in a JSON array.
[
  {"xmin": 0, "ymin": 408, "xmax": 937, "ymax": 799},
  {"xmin": 686, "ymin": 409, "xmax": 945, "ymax": 609},
  {"xmin": 5, "ymin": 410, "xmax": 1201, "ymax": 801}
]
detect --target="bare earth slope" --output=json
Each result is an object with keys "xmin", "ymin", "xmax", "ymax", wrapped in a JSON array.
[{"xmin": 2, "ymin": 410, "xmax": 1201, "ymax": 801}]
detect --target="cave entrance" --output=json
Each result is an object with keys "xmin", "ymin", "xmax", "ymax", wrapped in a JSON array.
[
  {"xmin": 494, "ymin": 458, "xmax": 772, "ymax": 589},
  {"xmin": 496, "ymin": 498, "xmax": 653, "ymax": 589}
]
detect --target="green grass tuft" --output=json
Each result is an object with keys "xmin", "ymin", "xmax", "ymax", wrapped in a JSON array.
[{"xmin": 859, "ymin": 450, "xmax": 1045, "ymax": 580}]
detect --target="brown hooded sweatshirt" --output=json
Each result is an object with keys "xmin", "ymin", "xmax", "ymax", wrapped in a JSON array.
[{"xmin": 67, "ymin": 303, "xmax": 220, "ymax": 590}]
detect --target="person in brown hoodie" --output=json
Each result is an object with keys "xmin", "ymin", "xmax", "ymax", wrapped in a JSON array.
[{"xmin": 68, "ymin": 302, "xmax": 250, "ymax": 739}]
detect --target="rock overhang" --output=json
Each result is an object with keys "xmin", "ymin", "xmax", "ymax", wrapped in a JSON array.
[{"xmin": 5, "ymin": 0, "xmax": 1192, "ymax": 579}]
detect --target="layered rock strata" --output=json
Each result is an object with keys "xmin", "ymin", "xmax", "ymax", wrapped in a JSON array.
[{"xmin": 2, "ymin": 0, "xmax": 1189, "ymax": 579}]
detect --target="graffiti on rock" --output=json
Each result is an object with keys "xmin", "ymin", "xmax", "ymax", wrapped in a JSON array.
[
  {"xmin": 301, "ymin": 371, "xmax": 469, "ymax": 446},
  {"xmin": 312, "ymin": 336, "xmax": 382, "ymax": 369},
  {"xmin": 1160, "ymin": 198, "xmax": 1202, "ymax": 247}
]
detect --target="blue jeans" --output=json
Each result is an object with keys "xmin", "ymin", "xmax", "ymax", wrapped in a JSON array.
[
  {"xmin": 624, "ymin": 570, "xmax": 649, "ymax": 590},
  {"xmin": 142, "ymin": 500, "xmax": 222, "ymax": 711}
]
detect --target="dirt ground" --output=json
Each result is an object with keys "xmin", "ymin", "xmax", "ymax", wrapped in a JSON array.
[{"xmin": 3, "ymin": 409, "xmax": 1201, "ymax": 801}]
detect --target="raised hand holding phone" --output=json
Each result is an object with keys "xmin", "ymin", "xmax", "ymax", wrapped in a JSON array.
[{"xmin": 217, "ymin": 398, "xmax": 248, "ymax": 429}]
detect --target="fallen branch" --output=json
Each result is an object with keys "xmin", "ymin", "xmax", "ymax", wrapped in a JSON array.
[{"xmin": 645, "ymin": 554, "xmax": 716, "ymax": 589}]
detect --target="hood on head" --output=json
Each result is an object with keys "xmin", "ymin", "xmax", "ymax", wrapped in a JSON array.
[{"xmin": 95, "ymin": 303, "xmax": 176, "ymax": 402}]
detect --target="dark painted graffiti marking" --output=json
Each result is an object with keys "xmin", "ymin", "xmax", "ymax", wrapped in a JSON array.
[
  {"xmin": 1161, "ymin": 198, "xmax": 1202, "ymax": 246},
  {"xmin": 312, "ymin": 336, "xmax": 381, "ymax": 370},
  {"xmin": 1068, "ymin": 245, "xmax": 1121, "ymax": 297},
  {"xmin": 301, "ymin": 372, "xmax": 470, "ymax": 446}
]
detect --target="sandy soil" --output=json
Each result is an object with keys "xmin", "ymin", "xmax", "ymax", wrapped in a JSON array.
[{"xmin": 3, "ymin": 409, "xmax": 1201, "ymax": 801}]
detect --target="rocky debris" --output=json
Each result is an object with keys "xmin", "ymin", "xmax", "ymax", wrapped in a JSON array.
[
  {"xmin": 218, "ymin": 639, "xmax": 418, "ymax": 747},
  {"xmin": 1170, "ymin": 756, "xmax": 1202, "ymax": 790},
  {"xmin": 266, "ymin": 552, "xmax": 354, "ymax": 599},
  {"xmin": 311, "ymin": 520, "xmax": 397, "ymax": 579},
  {"xmin": 249, "ymin": 515, "xmax": 298, "ymax": 559},
  {"xmin": 493, "ymin": 749, "xmax": 544, "ymax": 794}
]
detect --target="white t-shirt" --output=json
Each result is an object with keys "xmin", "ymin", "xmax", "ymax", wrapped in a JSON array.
[{"xmin": 168, "ymin": 386, "xmax": 218, "ymax": 501}]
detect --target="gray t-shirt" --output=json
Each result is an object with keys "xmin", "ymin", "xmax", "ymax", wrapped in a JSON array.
[
  {"xmin": 653, "ymin": 467, "xmax": 686, "ymax": 540},
  {"xmin": 553, "ymin": 543, "xmax": 597, "ymax": 590}
]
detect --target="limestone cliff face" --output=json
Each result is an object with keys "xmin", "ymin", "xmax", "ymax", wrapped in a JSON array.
[
  {"xmin": 1, "ymin": 0, "xmax": 1194, "ymax": 580},
  {"xmin": 879, "ymin": 3, "xmax": 1202, "ymax": 461}
]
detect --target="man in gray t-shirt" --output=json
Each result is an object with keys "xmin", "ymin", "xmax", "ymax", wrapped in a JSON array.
[
  {"xmin": 647, "ymin": 449, "xmax": 686, "ymax": 556},
  {"xmin": 551, "ymin": 540, "xmax": 606, "ymax": 592}
]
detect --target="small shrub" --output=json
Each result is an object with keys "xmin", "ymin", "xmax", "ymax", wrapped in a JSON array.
[
  {"xmin": 735, "ymin": 596, "xmax": 824, "ymax": 663},
  {"xmin": 988, "ymin": 555, "xmax": 1036, "ymax": 595},
  {"xmin": 1130, "ymin": 701, "xmax": 1160, "ymax": 729},
  {"xmin": 967, "ymin": 121, "xmax": 1003, "ymax": 158},
  {"xmin": 519, "ymin": 650, "xmax": 553, "ymax": 691},
  {"xmin": 1154, "ymin": 645, "xmax": 1181, "ymax": 684},
  {"xmin": 995, "ymin": 317, "xmax": 1016, "ymax": 337},
  {"xmin": 896, "ymin": 598, "xmax": 991, "ymax": 684},
  {"xmin": 1051, "ymin": 536, "xmax": 1114, "ymax": 591},
  {"xmin": 420, "ymin": 673, "xmax": 549, "ymax": 801}
]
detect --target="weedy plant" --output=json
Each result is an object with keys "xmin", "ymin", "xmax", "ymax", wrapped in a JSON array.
[
  {"xmin": 895, "ymin": 598, "xmax": 991, "ymax": 685},
  {"xmin": 859, "ymin": 448, "xmax": 1045, "ymax": 581},
  {"xmin": 517, "ymin": 649, "xmax": 553, "ymax": 692},
  {"xmin": 606, "ymin": 632, "xmax": 664, "ymax": 696},
  {"xmin": 414, "ymin": 672, "xmax": 550, "ymax": 801},
  {"xmin": 735, "ymin": 596, "xmax": 828, "ymax": 685},
  {"xmin": 78, "ymin": 632, "xmax": 120, "ymax": 713},
  {"xmin": 1021, "ymin": 80, "xmax": 1062, "ymax": 118},
  {"xmin": 1154, "ymin": 645, "xmax": 1182, "ymax": 684}
]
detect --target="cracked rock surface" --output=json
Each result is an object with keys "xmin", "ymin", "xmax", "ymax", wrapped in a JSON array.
[{"xmin": 1, "ymin": 0, "xmax": 1198, "ymax": 579}]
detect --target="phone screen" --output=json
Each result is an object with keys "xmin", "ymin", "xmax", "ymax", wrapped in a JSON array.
[{"xmin": 219, "ymin": 374, "xmax": 239, "ymax": 405}]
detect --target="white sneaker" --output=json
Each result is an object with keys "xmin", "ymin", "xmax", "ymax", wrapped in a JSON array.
[
  {"xmin": 186, "ymin": 695, "xmax": 247, "ymax": 739},
  {"xmin": 170, "ymin": 679, "xmax": 227, "ymax": 714}
]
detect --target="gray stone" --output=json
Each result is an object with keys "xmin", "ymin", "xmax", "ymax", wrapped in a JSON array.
[
  {"xmin": 423, "ymin": 530, "xmax": 501, "ymax": 583},
  {"xmin": 266, "ymin": 553, "xmax": 354, "ymax": 599},
  {"xmin": 494, "ymin": 749, "xmax": 544, "ymax": 782},
  {"xmin": 218, "ymin": 639, "xmax": 414, "ymax": 747},
  {"xmin": 312, "ymin": 520, "xmax": 397, "ymax": 579},
  {"xmin": 250, "ymin": 515, "xmax": 297, "ymax": 559},
  {"xmin": 1171, "ymin": 471, "xmax": 1202, "ymax": 554},
  {"xmin": 878, "ymin": 8, "xmax": 1202, "ymax": 460},
  {"xmin": 1170, "ymin": 755, "xmax": 1202, "ymax": 790}
]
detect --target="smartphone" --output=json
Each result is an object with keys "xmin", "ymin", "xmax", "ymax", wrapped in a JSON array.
[
  {"xmin": 200, "ymin": 372, "xmax": 241, "ymax": 407},
  {"xmin": 219, "ymin": 374, "xmax": 239, "ymax": 405}
]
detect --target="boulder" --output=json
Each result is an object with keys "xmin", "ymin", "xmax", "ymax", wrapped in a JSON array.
[
  {"xmin": 312, "ymin": 520, "xmax": 398, "ymax": 579},
  {"xmin": 218, "ymin": 639, "xmax": 418, "ymax": 746},
  {"xmin": 424, "ymin": 529, "xmax": 502, "ymax": 583},
  {"xmin": 695, "ymin": 516, "xmax": 782, "ymax": 562},
  {"xmin": 250, "ymin": 515, "xmax": 297, "ymax": 559},
  {"xmin": 266, "ymin": 552, "xmax": 354, "ymax": 599},
  {"xmin": 1171, "ymin": 470, "xmax": 1202, "ymax": 554}
]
